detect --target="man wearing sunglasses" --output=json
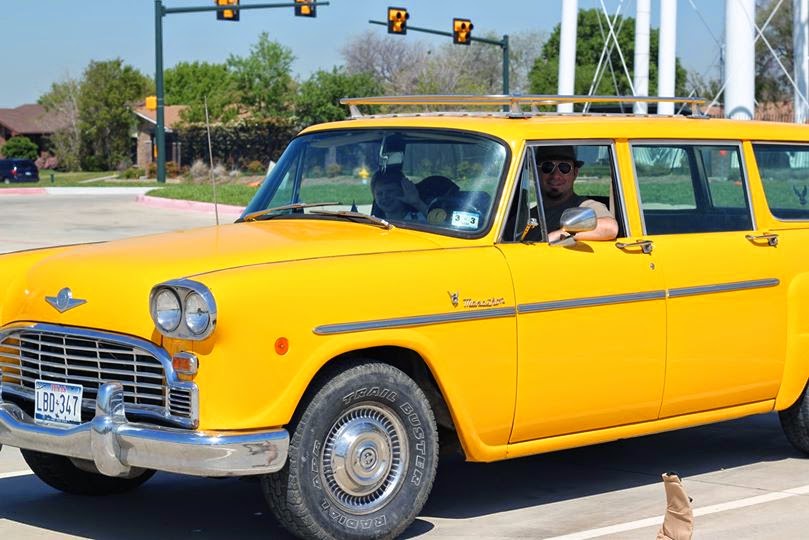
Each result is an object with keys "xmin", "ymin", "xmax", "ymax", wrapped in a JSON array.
[{"xmin": 537, "ymin": 145, "xmax": 619, "ymax": 242}]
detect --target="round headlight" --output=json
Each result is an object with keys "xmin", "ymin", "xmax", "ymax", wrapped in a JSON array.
[
  {"xmin": 185, "ymin": 291, "xmax": 211, "ymax": 336},
  {"xmin": 154, "ymin": 289, "xmax": 182, "ymax": 332}
]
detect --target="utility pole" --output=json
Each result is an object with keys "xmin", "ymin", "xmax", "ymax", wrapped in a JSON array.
[{"xmin": 152, "ymin": 1, "xmax": 329, "ymax": 183}]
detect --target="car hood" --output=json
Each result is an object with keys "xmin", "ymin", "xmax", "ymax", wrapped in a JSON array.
[{"xmin": 2, "ymin": 219, "xmax": 443, "ymax": 337}]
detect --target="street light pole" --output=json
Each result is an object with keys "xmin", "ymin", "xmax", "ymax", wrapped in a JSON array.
[
  {"xmin": 155, "ymin": 0, "xmax": 166, "ymax": 183},
  {"xmin": 152, "ymin": 1, "xmax": 329, "ymax": 184}
]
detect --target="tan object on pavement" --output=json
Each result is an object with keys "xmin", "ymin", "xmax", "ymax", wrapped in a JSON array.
[{"xmin": 656, "ymin": 472, "xmax": 694, "ymax": 540}]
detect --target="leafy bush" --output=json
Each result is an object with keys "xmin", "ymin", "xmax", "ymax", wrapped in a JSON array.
[
  {"xmin": 119, "ymin": 167, "xmax": 146, "ymax": 179},
  {"xmin": 246, "ymin": 160, "xmax": 264, "ymax": 174},
  {"xmin": 1, "ymin": 136, "xmax": 38, "ymax": 160},
  {"xmin": 326, "ymin": 163, "xmax": 342, "ymax": 177}
]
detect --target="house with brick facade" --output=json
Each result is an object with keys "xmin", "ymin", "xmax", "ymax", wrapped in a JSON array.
[
  {"xmin": 132, "ymin": 105, "xmax": 187, "ymax": 170},
  {"xmin": 0, "ymin": 104, "xmax": 68, "ymax": 157}
]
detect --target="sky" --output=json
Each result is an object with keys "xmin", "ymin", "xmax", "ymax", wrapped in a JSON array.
[{"xmin": 0, "ymin": 0, "xmax": 727, "ymax": 108}]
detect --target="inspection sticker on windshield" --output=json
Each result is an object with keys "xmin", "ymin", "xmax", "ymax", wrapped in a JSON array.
[
  {"xmin": 35, "ymin": 380, "xmax": 83, "ymax": 426},
  {"xmin": 451, "ymin": 211, "xmax": 480, "ymax": 229}
]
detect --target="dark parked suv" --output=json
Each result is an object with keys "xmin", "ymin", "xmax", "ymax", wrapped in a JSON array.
[{"xmin": 0, "ymin": 159, "xmax": 39, "ymax": 183}]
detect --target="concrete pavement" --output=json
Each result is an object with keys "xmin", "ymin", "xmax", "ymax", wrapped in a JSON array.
[{"xmin": 0, "ymin": 190, "xmax": 808, "ymax": 538}]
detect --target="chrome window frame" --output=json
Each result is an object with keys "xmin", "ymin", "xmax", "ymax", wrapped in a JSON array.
[
  {"xmin": 629, "ymin": 139, "xmax": 755, "ymax": 235},
  {"xmin": 750, "ymin": 140, "xmax": 809, "ymax": 223}
]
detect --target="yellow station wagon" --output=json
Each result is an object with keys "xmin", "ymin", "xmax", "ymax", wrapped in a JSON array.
[{"xmin": 2, "ymin": 95, "xmax": 809, "ymax": 539}]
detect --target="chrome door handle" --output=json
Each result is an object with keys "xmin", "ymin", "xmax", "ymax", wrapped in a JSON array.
[
  {"xmin": 745, "ymin": 233, "xmax": 778, "ymax": 247},
  {"xmin": 616, "ymin": 239, "xmax": 654, "ymax": 254}
]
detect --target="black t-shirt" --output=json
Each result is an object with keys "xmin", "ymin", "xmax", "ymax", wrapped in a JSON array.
[{"xmin": 541, "ymin": 194, "xmax": 589, "ymax": 231}]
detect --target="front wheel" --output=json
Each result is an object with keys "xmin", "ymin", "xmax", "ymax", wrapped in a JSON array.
[
  {"xmin": 263, "ymin": 361, "xmax": 439, "ymax": 540},
  {"xmin": 780, "ymin": 381, "xmax": 809, "ymax": 454}
]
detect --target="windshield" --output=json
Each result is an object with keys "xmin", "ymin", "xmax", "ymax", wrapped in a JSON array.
[{"xmin": 243, "ymin": 129, "xmax": 509, "ymax": 236}]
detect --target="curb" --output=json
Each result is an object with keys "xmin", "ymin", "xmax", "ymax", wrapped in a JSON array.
[
  {"xmin": 0, "ymin": 188, "xmax": 47, "ymax": 195},
  {"xmin": 136, "ymin": 194, "xmax": 245, "ymax": 215}
]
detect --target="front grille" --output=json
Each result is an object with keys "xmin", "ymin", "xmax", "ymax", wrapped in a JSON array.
[{"xmin": 0, "ymin": 326, "xmax": 196, "ymax": 426}]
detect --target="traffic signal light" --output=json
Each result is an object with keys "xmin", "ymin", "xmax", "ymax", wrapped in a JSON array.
[
  {"xmin": 216, "ymin": 0, "xmax": 239, "ymax": 21},
  {"xmin": 388, "ymin": 7, "xmax": 408, "ymax": 35},
  {"xmin": 453, "ymin": 18, "xmax": 473, "ymax": 45},
  {"xmin": 295, "ymin": 0, "xmax": 316, "ymax": 17}
]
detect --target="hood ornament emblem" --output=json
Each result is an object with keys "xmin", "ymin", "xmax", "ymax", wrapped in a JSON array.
[{"xmin": 45, "ymin": 288, "xmax": 87, "ymax": 313}]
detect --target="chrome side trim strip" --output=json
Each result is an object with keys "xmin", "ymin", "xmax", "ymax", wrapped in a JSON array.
[
  {"xmin": 314, "ymin": 279, "xmax": 778, "ymax": 334},
  {"xmin": 314, "ymin": 307, "xmax": 516, "ymax": 335},
  {"xmin": 668, "ymin": 278, "xmax": 780, "ymax": 298},
  {"xmin": 518, "ymin": 290, "xmax": 666, "ymax": 314}
]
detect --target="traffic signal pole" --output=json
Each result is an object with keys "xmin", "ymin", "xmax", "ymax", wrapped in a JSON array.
[
  {"xmin": 369, "ymin": 19, "xmax": 510, "ymax": 95},
  {"xmin": 153, "ymin": 1, "xmax": 329, "ymax": 183}
]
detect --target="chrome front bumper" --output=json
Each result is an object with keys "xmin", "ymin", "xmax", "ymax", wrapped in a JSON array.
[{"xmin": 0, "ymin": 381, "xmax": 289, "ymax": 478}]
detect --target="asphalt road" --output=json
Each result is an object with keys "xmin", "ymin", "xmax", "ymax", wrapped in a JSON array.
[{"xmin": 1, "ymin": 191, "xmax": 808, "ymax": 539}]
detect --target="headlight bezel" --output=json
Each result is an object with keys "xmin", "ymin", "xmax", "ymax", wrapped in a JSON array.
[{"xmin": 149, "ymin": 279, "xmax": 217, "ymax": 340}]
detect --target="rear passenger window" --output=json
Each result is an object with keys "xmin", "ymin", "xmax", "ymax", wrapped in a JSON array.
[
  {"xmin": 752, "ymin": 143, "xmax": 809, "ymax": 220},
  {"xmin": 632, "ymin": 143, "xmax": 752, "ymax": 234}
]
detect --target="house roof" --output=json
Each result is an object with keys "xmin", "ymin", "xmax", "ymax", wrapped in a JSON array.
[
  {"xmin": 0, "ymin": 104, "xmax": 68, "ymax": 135},
  {"xmin": 133, "ymin": 105, "xmax": 187, "ymax": 132}
]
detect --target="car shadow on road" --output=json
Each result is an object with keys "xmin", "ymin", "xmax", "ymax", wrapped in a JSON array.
[
  {"xmin": 0, "ymin": 413, "xmax": 801, "ymax": 539},
  {"xmin": 416, "ymin": 412, "xmax": 802, "ymax": 522}
]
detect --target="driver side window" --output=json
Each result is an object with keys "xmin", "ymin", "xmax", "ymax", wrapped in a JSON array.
[{"xmin": 502, "ymin": 143, "xmax": 622, "ymax": 242}]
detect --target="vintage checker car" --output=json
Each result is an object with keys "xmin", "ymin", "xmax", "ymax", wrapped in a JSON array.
[{"xmin": 2, "ymin": 94, "xmax": 809, "ymax": 539}]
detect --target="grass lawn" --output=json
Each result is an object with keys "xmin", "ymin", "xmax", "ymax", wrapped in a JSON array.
[{"xmin": 146, "ymin": 184, "xmax": 259, "ymax": 207}]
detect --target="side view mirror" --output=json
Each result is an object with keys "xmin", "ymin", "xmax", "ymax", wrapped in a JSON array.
[{"xmin": 560, "ymin": 207, "xmax": 597, "ymax": 233}]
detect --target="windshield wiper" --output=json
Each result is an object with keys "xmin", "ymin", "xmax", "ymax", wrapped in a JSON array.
[
  {"xmin": 309, "ymin": 210, "xmax": 393, "ymax": 230},
  {"xmin": 240, "ymin": 202, "xmax": 341, "ymax": 222}
]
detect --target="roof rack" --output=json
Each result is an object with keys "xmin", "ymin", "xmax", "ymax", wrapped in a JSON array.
[{"xmin": 340, "ymin": 94, "xmax": 707, "ymax": 118}]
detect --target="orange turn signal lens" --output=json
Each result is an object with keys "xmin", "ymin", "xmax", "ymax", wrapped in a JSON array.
[
  {"xmin": 172, "ymin": 352, "xmax": 198, "ymax": 375},
  {"xmin": 275, "ymin": 337, "xmax": 289, "ymax": 355}
]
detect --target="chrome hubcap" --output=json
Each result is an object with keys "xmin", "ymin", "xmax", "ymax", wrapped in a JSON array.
[{"xmin": 321, "ymin": 403, "xmax": 408, "ymax": 514}]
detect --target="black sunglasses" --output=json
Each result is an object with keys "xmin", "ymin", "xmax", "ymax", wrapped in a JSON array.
[{"xmin": 540, "ymin": 161, "xmax": 574, "ymax": 175}]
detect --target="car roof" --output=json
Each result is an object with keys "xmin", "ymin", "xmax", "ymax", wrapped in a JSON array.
[{"xmin": 299, "ymin": 94, "xmax": 809, "ymax": 143}]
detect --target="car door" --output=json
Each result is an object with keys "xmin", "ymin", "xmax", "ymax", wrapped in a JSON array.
[
  {"xmin": 628, "ymin": 141, "xmax": 786, "ymax": 418},
  {"xmin": 499, "ymin": 142, "xmax": 667, "ymax": 442}
]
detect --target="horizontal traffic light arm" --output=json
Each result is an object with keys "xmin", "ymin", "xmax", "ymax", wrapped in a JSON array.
[
  {"xmin": 163, "ymin": 1, "xmax": 328, "ymax": 15},
  {"xmin": 368, "ymin": 19, "xmax": 503, "ymax": 46}
]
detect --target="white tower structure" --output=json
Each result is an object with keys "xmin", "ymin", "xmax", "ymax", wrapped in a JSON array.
[
  {"xmin": 634, "ymin": 0, "xmax": 651, "ymax": 114},
  {"xmin": 657, "ymin": 0, "xmax": 678, "ymax": 115},
  {"xmin": 795, "ymin": 0, "xmax": 809, "ymax": 123},
  {"xmin": 725, "ymin": 0, "xmax": 756, "ymax": 119},
  {"xmin": 558, "ymin": 0, "xmax": 578, "ymax": 112}
]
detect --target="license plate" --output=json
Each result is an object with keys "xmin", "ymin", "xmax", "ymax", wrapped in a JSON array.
[{"xmin": 35, "ymin": 380, "xmax": 83, "ymax": 426}]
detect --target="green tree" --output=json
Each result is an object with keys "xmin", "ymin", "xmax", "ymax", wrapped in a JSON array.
[
  {"xmin": 39, "ymin": 77, "xmax": 82, "ymax": 170},
  {"xmin": 295, "ymin": 68, "xmax": 382, "ymax": 127},
  {"xmin": 228, "ymin": 33, "xmax": 295, "ymax": 119},
  {"xmin": 164, "ymin": 61, "xmax": 236, "ymax": 123},
  {"xmin": 529, "ymin": 9, "xmax": 687, "ymax": 98},
  {"xmin": 756, "ymin": 0, "xmax": 793, "ymax": 102},
  {"xmin": 78, "ymin": 59, "xmax": 151, "ymax": 170},
  {"xmin": 1, "ymin": 136, "xmax": 38, "ymax": 160}
]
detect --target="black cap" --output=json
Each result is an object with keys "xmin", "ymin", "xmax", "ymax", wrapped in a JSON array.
[{"xmin": 536, "ymin": 145, "xmax": 584, "ymax": 168}]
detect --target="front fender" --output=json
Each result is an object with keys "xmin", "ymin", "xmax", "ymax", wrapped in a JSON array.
[{"xmin": 180, "ymin": 247, "xmax": 517, "ymax": 460}]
